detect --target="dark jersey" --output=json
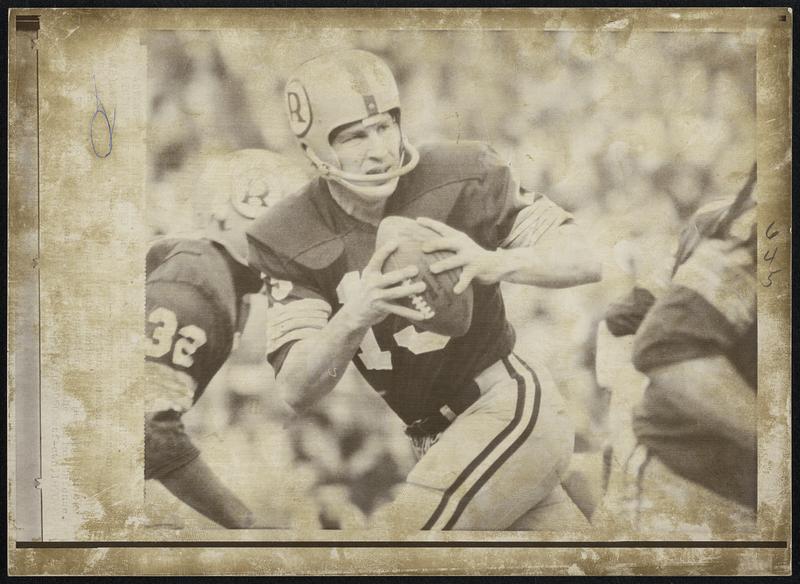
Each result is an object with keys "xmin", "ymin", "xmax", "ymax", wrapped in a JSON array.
[
  {"xmin": 144, "ymin": 237, "xmax": 262, "ymax": 479},
  {"xmin": 247, "ymin": 141, "xmax": 570, "ymax": 425},
  {"xmin": 631, "ymin": 202, "xmax": 757, "ymax": 506},
  {"xmin": 605, "ymin": 200, "xmax": 735, "ymax": 338}
]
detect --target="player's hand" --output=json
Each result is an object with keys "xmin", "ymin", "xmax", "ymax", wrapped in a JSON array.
[
  {"xmin": 339, "ymin": 241, "xmax": 430, "ymax": 329},
  {"xmin": 418, "ymin": 217, "xmax": 502, "ymax": 294},
  {"xmin": 235, "ymin": 510, "xmax": 278, "ymax": 529}
]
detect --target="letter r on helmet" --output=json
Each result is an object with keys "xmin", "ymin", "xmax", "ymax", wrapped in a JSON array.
[{"xmin": 285, "ymin": 80, "xmax": 312, "ymax": 138}]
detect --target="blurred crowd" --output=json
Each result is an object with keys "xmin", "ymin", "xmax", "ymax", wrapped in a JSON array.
[{"xmin": 144, "ymin": 29, "xmax": 756, "ymax": 528}]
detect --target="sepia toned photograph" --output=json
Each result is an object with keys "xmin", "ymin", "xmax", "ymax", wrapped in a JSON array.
[{"xmin": 8, "ymin": 8, "xmax": 792, "ymax": 576}]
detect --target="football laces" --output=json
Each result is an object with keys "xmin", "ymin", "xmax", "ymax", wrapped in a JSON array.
[{"xmin": 404, "ymin": 278, "xmax": 435, "ymax": 319}]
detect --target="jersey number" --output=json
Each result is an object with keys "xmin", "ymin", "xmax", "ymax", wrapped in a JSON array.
[
  {"xmin": 145, "ymin": 307, "xmax": 208, "ymax": 368},
  {"xmin": 336, "ymin": 271, "xmax": 450, "ymax": 370}
]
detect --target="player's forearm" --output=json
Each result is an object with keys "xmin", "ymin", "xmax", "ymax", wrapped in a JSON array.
[
  {"xmin": 492, "ymin": 225, "xmax": 602, "ymax": 288},
  {"xmin": 647, "ymin": 356, "xmax": 756, "ymax": 451},
  {"xmin": 275, "ymin": 309, "xmax": 368, "ymax": 412},
  {"xmin": 158, "ymin": 456, "xmax": 256, "ymax": 528}
]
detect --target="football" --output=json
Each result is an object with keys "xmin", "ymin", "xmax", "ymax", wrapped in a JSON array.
[{"xmin": 376, "ymin": 216, "xmax": 474, "ymax": 338}]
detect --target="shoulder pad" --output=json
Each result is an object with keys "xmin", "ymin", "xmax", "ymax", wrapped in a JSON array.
[
  {"xmin": 246, "ymin": 180, "xmax": 344, "ymax": 270},
  {"xmin": 147, "ymin": 237, "xmax": 232, "ymax": 293},
  {"xmin": 147, "ymin": 237, "xmax": 211, "ymax": 275},
  {"xmin": 146, "ymin": 237, "xmax": 188, "ymax": 274},
  {"xmin": 390, "ymin": 141, "xmax": 508, "ymax": 215},
  {"xmin": 146, "ymin": 238, "xmax": 241, "ymax": 349},
  {"xmin": 412, "ymin": 141, "xmax": 501, "ymax": 186}
]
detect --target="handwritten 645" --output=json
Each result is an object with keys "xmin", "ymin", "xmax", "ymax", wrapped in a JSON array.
[{"xmin": 761, "ymin": 221, "xmax": 782, "ymax": 288}]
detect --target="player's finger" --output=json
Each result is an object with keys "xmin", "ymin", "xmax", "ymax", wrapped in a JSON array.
[
  {"xmin": 421, "ymin": 237, "xmax": 460, "ymax": 254},
  {"xmin": 378, "ymin": 265, "xmax": 419, "ymax": 285},
  {"xmin": 366, "ymin": 241, "xmax": 399, "ymax": 273},
  {"xmin": 377, "ymin": 301, "xmax": 430, "ymax": 322},
  {"xmin": 454, "ymin": 268, "xmax": 476, "ymax": 295},
  {"xmin": 417, "ymin": 217, "xmax": 457, "ymax": 237},
  {"xmin": 380, "ymin": 280, "xmax": 426, "ymax": 300},
  {"xmin": 429, "ymin": 253, "xmax": 468, "ymax": 274}
]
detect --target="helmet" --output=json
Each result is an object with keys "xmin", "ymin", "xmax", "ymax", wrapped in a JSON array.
[
  {"xmin": 195, "ymin": 148, "xmax": 312, "ymax": 264},
  {"xmin": 284, "ymin": 49, "xmax": 419, "ymax": 198}
]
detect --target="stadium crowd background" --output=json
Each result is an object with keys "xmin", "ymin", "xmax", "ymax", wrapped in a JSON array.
[{"xmin": 144, "ymin": 29, "xmax": 756, "ymax": 528}]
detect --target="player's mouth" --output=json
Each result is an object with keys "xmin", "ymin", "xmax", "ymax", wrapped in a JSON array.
[{"xmin": 365, "ymin": 165, "xmax": 393, "ymax": 175}]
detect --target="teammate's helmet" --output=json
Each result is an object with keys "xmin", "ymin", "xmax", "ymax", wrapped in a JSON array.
[
  {"xmin": 284, "ymin": 49, "xmax": 419, "ymax": 197},
  {"xmin": 195, "ymin": 149, "xmax": 311, "ymax": 264}
]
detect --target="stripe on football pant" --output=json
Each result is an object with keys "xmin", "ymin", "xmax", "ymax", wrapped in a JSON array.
[{"xmin": 421, "ymin": 353, "xmax": 542, "ymax": 530}]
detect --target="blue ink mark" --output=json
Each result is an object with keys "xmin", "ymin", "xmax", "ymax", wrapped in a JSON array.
[{"xmin": 90, "ymin": 75, "xmax": 115, "ymax": 158}]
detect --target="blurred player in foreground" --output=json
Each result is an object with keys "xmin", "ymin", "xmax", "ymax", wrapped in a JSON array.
[
  {"xmin": 144, "ymin": 149, "xmax": 310, "ymax": 528},
  {"xmin": 286, "ymin": 378, "xmax": 412, "ymax": 529},
  {"xmin": 248, "ymin": 49, "xmax": 601, "ymax": 530},
  {"xmin": 599, "ymin": 165, "xmax": 757, "ymax": 533}
]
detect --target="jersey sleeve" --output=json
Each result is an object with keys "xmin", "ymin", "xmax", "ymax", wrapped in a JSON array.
[
  {"xmin": 632, "ymin": 237, "xmax": 756, "ymax": 373},
  {"xmin": 498, "ymin": 190, "xmax": 574, "ymax": 249},
  {"xmin": 145, "ymin": 280, "xmax": 232, "ymax": 395},
  {"xmin": 144, "ymin": 280, "xmax": 232, "ymax": 479},
  {"xmin": 475, "ymin": 147, "xmax": 572, "ymax": 248},
  {"xmin": 144, "ymin": 362, "xmax": 201, "ymax": 479},
  {"xmin": 247, "ymin": 235, "xmax": 333, "ymax": 373},
  {"xmin": 605, "ymin": 287, "xmax": 657, "ymax": 337}
]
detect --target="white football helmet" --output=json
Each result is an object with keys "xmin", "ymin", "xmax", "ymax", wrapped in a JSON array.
[
  {"xmin": 195, "ymin": 149, "xmax": 312, "ymax": 264},
  {"xmin": 284, "ymin": 49, "xmax": 419, "ymax": 198}
]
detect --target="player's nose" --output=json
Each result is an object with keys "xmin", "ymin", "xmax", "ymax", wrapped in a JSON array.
[{"xmin": 365, "ymin": 129, "xmax": 391, "ymax": 160}]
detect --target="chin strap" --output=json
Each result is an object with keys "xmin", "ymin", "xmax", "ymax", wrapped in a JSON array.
[
  {"xmin": 329, "ymin": 175, "xmax": 400, "ymax": 200},
  {"xmin": 305, "ymin": 138, "xmax": 420, "ymax": 186}
]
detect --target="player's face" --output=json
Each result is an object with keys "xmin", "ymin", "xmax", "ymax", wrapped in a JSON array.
[{"xmin": 330, "ymin": 112, "xmax": 402, "ymax": 188}]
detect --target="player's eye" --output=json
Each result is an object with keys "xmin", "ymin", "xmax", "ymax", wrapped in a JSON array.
[
  {"xmin": 377, "ymin": 120, "xmax": 396, "ymax": 133},
  {"xmin": 338, "ymin": 131, "xmax": 366, "ymax": 145}
]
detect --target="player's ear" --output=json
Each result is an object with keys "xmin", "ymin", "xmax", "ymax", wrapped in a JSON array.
[{"xmin": 210, "ymin": 203, "xmax": 230, "ymax": 230}]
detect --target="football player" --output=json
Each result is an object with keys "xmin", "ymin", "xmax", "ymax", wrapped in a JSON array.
[
  {"xmin": 144, "ymin": 148, "xmax": 310, "ymax": 528},
  {"xmin": 247, "ymin": 50, "xmax": 602, "ymax": 530},
  {"xmin": 600, "ymin": 165, "xmax": 757, "ymax": 531}
]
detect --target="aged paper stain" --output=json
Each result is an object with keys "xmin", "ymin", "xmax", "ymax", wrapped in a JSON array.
[{"xmin": 7, "ymin": 7, "xmax": 791, "ymax": 576}]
